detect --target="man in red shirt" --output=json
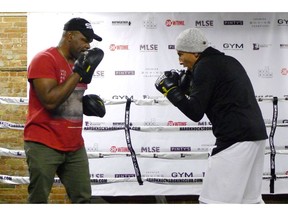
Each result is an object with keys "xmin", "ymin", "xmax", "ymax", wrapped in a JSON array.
[{"xmin": 24, "ymin": 17, "xmax": 104, "ymax": 203}]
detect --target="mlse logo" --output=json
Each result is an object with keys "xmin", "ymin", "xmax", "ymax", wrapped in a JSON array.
[
  {"xmin": 93, "ymin": 70, "xmax": 104, "ymax": 77},
  {"xmin": 223, "ymin": 43, "xmax": 244, "ymax": 50},
  {"xmin": 195, "ymin": 20, "xmax": 214, "ymax": 27},
  {"xmin": 141, "ymin": 147, "xmax": 160, "ymax": 152},
  {"xmin": 140, "ymin": 44, "xmax": 158, "ymax": 51}
]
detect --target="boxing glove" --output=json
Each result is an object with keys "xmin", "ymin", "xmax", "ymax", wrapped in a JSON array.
[
  {"xmin": 82, "ymin": 94, "xmax": 106, "ymax": 118},
  {"xmin": 178, "ymin": 69, "xmax": 192, "ymax": 95},
  {"xmin": 73, "ymin": 48, "xmax": 104, "ymax": 84},
  {"xmin": 155, "ymin": 71, "xmax": 185, "ymax": 105}
]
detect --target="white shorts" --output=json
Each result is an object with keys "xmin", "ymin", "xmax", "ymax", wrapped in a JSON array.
[{"xmin": 199, "ymin": 140, "xmax": 267, "ymax": 204}]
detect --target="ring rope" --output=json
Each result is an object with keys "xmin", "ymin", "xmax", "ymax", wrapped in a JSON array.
[
  {"xmin": 1, "ymin": 147, "xmax": 287, "ymax": 159},
  {"xmin": 1, "ymin": 120, "xmax": 287, "ymax": 132},
  {"xmin": 2, "ymin": 96, "xmax": 288, "ymax": 106},
  {"xmin": 1, "ymin": 174, "xmax": 285, "ymax": 185}
]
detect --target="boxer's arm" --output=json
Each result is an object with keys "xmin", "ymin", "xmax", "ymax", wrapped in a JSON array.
[{"xmin": 32, "ymin": 73, "xmax": 80, "ymax": 110}]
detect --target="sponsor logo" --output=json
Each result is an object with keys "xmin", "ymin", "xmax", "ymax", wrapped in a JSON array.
[
  {"xmin": 170, "ymin": 147, "xmax": 191, "ymax": 152},
  {"xmin": 143, "ymin": 17, "xmax": 157, "ymax": 29},
  {"xmin": 90, "ymin": 173, "xmax": 104, "ymax": 178},
  {"xmin": 253, "ymin": 43, "xmax": 271, "ymax": 50},
  {"xmin": 195, "ymin": 20, "xmax": 214, "ymax": 27},
  {"xmin": 139, "ymin": 44, "xmax": 158, "ymax": 52},
  {"xmin": 258, "ymin": 66, "xmax": 272, "ymax": 78},
  {"xmin": 141, "ymin": 67, "xmax": 161, "ymax": 78},
  {"xmin": 281, "ymin": 68, "xmax": 288, "ymax": 75},
  {"xmin": 167, "ymin": 120, "xmax": 187, "ymax": 126},
  {"xmin": 223, "ymin": 20, "xmax": 244, "ymax": 25},
  {"xmin": 115, "ymin": 174, "xmax": 136, "ymax": 178},
  {"xmin": 165, "ymin": 19, "xmax": 185, "ymax": 27},
  {"xmin": 109, "ymin": 44, "xmax": 129, "ymax": 51},
  {"xmin": 198, "ymin": 121, "xmax": 212, "ymax": 126},
  {"xmin": 85, "ymin": 23, "xmax": 93, "ymax": 29},
  {"xmin": 110, "ymin": 146, "xmax": 129, "ymax": 153},
  {"xmin": 141, "ymin": 146, "xmax": 160, "ymax": 152},
  {"xmin": 115, "ymin": 70, "xmax": 135, "ymax": 75},
  {"xmin": 93, "ymin": 70, "xmax": 104, "ymax": 78},
  {"xmin": 112, "ymin": 20, "xmax": 132, "ymax": 26},
  {"xmin": 249, "ymin": 17, "xmax": 271, "ymax": 27},
  {"xmin": 280, "ymin": 44, "xmax": 288, "ymax": 49}
]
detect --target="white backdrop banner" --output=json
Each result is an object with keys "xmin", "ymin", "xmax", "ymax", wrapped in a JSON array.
[{"xmin": 27, "ymin": 12, "xmax": 288, "ymax": 195}]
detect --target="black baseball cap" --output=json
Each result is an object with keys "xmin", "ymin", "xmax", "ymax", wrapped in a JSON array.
[{"xmin": 64, "ymin": 17, "xmax": 102, "ymax": 42}]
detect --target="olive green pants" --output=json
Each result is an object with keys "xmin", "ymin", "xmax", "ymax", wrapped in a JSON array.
[{"xmin": 24, "ymin": 141, "xmax": 91, "ymax": 203}]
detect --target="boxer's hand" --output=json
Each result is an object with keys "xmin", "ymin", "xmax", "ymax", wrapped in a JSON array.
[{"xmin": 73, "ymin": 48, "xmax": 104, "ymax": 84}]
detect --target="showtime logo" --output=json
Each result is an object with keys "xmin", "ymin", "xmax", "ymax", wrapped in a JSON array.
[
  {"xmin": 110, "ymin": 146, "xmax": 129, "ymax": 152},
  {"xmin": 281, "ymin": 68, "xmax": 288, "ymax": 75},
  {"xmin": 165, "ymin": 19, "xmax": 185, "ymax": 27},
  {"xmin": 167, "ymin": 120, "xmax": 187, "ymax": 126},
  {"xmin": 109, "ymin": 44, "xmax": 129, "ymax": 51}
]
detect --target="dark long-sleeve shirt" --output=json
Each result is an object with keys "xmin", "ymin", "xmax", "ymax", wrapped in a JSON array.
[{"xmin": 175, "ymin": 47, "xmax": 268, "ymax": 155}]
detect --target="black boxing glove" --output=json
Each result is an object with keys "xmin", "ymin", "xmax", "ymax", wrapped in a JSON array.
[
  {"xmin": 178, "ymin": 69, "xmax": 192, "ymax": 95},
  {"xmin": 82, "ymin": 94, "xmax": 106, "ymax": 118},
  {"xmin": 73, "ymin": 48, "xmax": 104, "ymax": 84},
  {"xmin": 155, "ymin": 71, "xmax": 185, "ymax": 106}
]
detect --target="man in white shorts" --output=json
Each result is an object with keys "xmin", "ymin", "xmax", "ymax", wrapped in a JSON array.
[{"xmin": 155, "ymin": 28, "xmax": 268, "ymax": 203}]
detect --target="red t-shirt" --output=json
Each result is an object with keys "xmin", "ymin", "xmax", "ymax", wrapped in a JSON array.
[{"xmin": 24, "ymin": 47, "xmax": 87, "ymax": 151}]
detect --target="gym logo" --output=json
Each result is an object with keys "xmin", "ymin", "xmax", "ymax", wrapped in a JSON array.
[
  {"xmin": 277, "ymin": 19, "xmax": 288, "ymax": 26},
  {"xmin": 171, "ymin": 172, "xmax": 194, "ymax": 178},
  {"xmin": 112, "ymin": 95, "xmax": 134, "ymax": 100},
  {"xmin": 223, "ymin": 43, "xmax": 244, "ymax": 50},
  {"xmin": 165, "ymin": 19, "xmax": 185, "ymax": 27}
]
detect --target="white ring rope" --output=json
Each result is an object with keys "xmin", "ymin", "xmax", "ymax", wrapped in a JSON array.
[
  {"xmin": 1, "ymin": 120, "xmax": 288, "ymax": 131},
  {"xmin": 1, "ymin": 147, "xmax": 288, "ymax": 159},
  {"xmin": 0, "ymin": 174, "xmax": 285, "ymax": 185},
  {"xmin": 1, "ymin": 96, "xmax": 288, "ymax": 187},
  {"xmin": 1, "ymin": 96, "xmax": 288, "ymax": 106}
]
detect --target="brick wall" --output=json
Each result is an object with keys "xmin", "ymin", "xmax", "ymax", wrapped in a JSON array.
[{"xmin": 0, "ymin": 12, "xmax": 69, "ymax": 204}]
